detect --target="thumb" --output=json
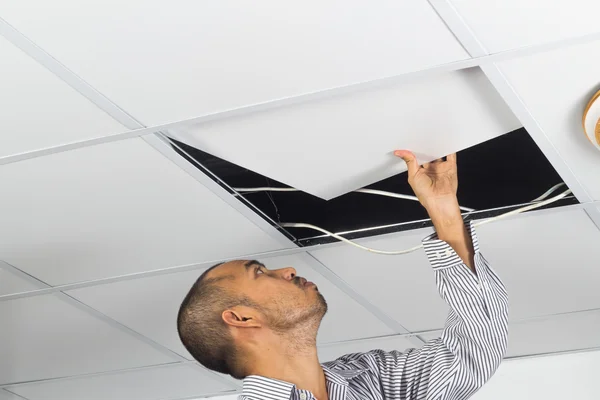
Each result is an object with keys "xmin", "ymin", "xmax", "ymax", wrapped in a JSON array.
[{"xmin": 394, "ymin": 150, "xmax": 419, "ymax": 177}]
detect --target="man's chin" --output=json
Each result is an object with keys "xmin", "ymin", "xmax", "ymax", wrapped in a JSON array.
[{"xmin": 316, "ymin": 292, "xmax": 328, "ymax": 315}]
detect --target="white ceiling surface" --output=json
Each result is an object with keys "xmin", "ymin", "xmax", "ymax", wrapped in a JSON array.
[
  {"xmin": 66, "ymin": 254, "xmax": 393, "ymax": 359},
  {"xmin": 0, "ymin": 36, "xmax": 126, "ymax": 159},
  {"xmin": 472, "ymin": 351, "xmax": 600, "ymax": 400},
  {"xmin": 497, "ymin": 40, "xmax": 600, "ymax": 201},
  {"xmin": 419, "ymin": 309, "xmax": 600, "ymax": 358},
  {"xmin": 505, "ymin": 310, "xmax": 600, "ymax": 357},
  {"xmin": 0, "ymin": 391, "xmax": 23, "ymax": 400},
  {"xmin": 451, "ymin": 0, "xmax": 600, "ymax": 53},
  {"xmin": 175, "ymin": 68, "xmax": 520, "ymax": 199},
  {"xmin": 4, "ymin": 364, "xmax": 235, "ymax": 400},
  {"xmin": 311, "ymin": 207, "xmax": 600, "ymax": 331},
  {"xmin": 0, "ymin": 138, "xmax": 288, "ymax": 286},
  {"xmin": 1, "ymin": 2, "xmax": 600, "ymax": 400},
  {"xmin": 0, "ymin": 293, "xmax": 175, "ymax": 385},
  {"xmin": 0, "ymin": 1, "xmax": 468, "ymax": 127},
  {"xmin": 0, "ymin": 261, "xmax": 42, "ymax": 296}
]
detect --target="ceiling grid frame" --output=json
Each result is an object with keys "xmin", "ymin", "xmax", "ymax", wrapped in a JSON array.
[
  {"xmin": 426, "ymin": 0, "xmax": 600, "ymax": 231},
  {"xmin": 2, "ymin": 4, "xmax": 600, "ymax": 397},
  {"xmin": 5, "ymin": 345, "xmax": 600, "ymax": 400},
  {"xmin": 0, "ymin": 259, "xmax": 241, "ymax": 392},
  {"xmin": 0, "ymin": 13, "xmax": 425, "ymax": 348},
  {"xmin": 2, "ymin": 16, "xmax": 600, "ymax": 166},
  {"xmin": 0, "ymin": 389, "xmax": 29, "ymax": 400},
  {"xmin": 142, "ymin": 134, "xmax": 425, "ymax": 347},
  {"xmin": 0, "ymin": 201, "xmax": 598, "ymax": 303},
  {"xmin": 0, "ymin": 317, "xmax": 598, "ymax": 394},
  {"xmin": 0, "ymin": 362, "xmax": 194, "ymax": 390},
  {"xmin": 2, "ymin": 250, "xmax": 600, "ymax": 349}
]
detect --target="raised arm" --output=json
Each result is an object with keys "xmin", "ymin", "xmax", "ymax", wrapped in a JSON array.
[{"xmin": 327, "ymin": 152, "xmax": 508, "ymax": 399}]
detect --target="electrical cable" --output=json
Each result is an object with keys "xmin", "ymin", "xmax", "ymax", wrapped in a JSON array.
[
  {"xmin": 279, "ymin": 188, "xmax": 573, "ymax": 255},
  {"xmin": 233, "ymin": 187, "xmax": 475, "ymax": 212},
  {"xmin": 530, "ymin": 182, "xmax": 566, "ymax": 202}
]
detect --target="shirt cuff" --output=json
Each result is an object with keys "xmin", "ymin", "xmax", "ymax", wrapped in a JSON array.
[{"xmin": 422, "ymin": 220, "xmax": 480, "ymax": 270}]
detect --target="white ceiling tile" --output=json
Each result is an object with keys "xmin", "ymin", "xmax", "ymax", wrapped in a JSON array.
[
  {"xmin": 318, "ymin": 335, "xmax": 416, "ymax": 363},
  {"xmin": 176, "ymin": 68, "xmax": 520, "ymax": 199},
  {"xmin": 67, "ymin": 268, "xmax": 222, "ymax": 360},
  {"xmin": 505, "ymin": 311, "xmax": 600, "ymax": 358},
  {"xmin": 451, "ymin": 0, "xmax": 600, "ymax": 53},
  {"xmin": 262, "ymin": 254, "xmax": 394, "ymax": 343},
  {"xmin": 1, "ymin": 1, "xmax": 468, "ymax": 127},
  {"xmin": 419, "ymin": 310, "xmax": 600, "ymax": 359},
  {"xmin": 0, "ymin": 390, "xmax": 23, "ymax": 400},
  {"xmin": 67, "ymin": 253, "xmax": 393, "ymax": 359},
  {"xmin": 474, "ymin": 208, "xmax": 600, "ymax": 322},
  {"xmin": 0, "ymin": 138, "xmax": 288, "ymax": 285},
  {"xmin": 472, "ymin": 351, "xmax": 600, "ymax": 400},
  {"xmin": 0, "ymin": 36, "xmax": 125, "ymax": 159},
  {"xmin": 0, "ymin": 261, "xmax": 43, "ymax": 296},
  {"xmin": 498, "ymin": 41, "xmax": 600, "ymax": 200},
  {"xmin": 311, "ymin": 227, "xmax": 446, "ymax": 332},
  {"xmin": 6, "ymin": 364, "xmax": 234, "ymax": 400},
  {"xmin": 0, "ymin": 293, "xmax": 174, "ymax": 385},
  {"xmin": 311, "ymin": 207, "xmax": 600, "ymax": 331}
]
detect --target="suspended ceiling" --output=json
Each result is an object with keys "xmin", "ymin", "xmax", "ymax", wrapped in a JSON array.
[{"xmin": 1, "ymin": 1, "xmax": 600, "ymax": 399}]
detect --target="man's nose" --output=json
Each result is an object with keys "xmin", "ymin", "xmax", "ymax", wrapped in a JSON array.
[{"xmin": 275, "ymin": 267, "xmax": 297, "ymax": 281}]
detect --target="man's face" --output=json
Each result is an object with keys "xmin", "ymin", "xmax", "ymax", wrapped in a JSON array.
[{"xmin": 208, "ymin": 260, "xmax": 328, "ymax": 332}]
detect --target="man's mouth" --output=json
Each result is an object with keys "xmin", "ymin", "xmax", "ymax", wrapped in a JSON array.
[{"xmin": 297, "ymin": 277, "xmax": 316, "ymax": 289}]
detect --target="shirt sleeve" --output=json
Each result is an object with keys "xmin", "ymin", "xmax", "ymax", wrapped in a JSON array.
[{"xmin": 367, "ymin": 221, "xmax": 509, "ymax": 400}]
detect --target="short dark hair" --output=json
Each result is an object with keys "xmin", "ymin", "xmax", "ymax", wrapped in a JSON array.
[{"xmin": 176, "ymin": 262, "xmax": 255, "ymax": 379}]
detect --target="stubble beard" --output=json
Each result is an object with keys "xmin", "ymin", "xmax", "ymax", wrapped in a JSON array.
[{"xmin": 266, "ymin": 291, "xmax": 328, "ymax": 349}]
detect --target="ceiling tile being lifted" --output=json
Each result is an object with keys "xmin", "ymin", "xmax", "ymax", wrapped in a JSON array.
[{"xmin": 173, "ymin": 68, "xmax": 520, "ymax": 200}]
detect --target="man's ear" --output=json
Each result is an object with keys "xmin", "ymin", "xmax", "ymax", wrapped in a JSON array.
[{"xmin": 222, "ymin": 306, "xmax": 262, "ymax": 328}]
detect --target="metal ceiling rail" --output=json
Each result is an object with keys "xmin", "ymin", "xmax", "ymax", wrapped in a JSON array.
[
  {"xmin": 2, "ymin": 9, "xmax": 600, "ymax": 397},
  {"xmin": 0, "ymin": 201, "xmax": 595, "ymax": 303},
  {"xmin": 426, "ymin": 0, "xmax": 600, "ymax": 231},
  {"xmin": 1, "ymin": 314, "xmax": 599, "ymax": 390},
  {"xmin": 0, "ymin": 14, "xmax": 422, "ymax": 350},
  {"xmin": 2, "ymin": 16, "xmax": 600, "ymax": 166}
]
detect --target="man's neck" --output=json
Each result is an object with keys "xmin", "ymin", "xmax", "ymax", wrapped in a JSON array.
[{"xmin": 246, "ymin": 337, "xmax": 328, "ymax": 400}]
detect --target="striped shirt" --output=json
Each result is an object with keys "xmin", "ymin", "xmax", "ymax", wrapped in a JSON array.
[{"xmin": 240, "ymin": 221, "xmax": 509, "ymax": 400}]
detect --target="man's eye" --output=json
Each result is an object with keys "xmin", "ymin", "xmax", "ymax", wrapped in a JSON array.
[{"xmin": 256, "ymin": 268, "xmax": 264, "ymax": 275}]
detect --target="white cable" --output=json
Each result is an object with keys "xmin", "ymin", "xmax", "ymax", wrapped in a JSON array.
[
  {"xmin": 280, "ymin": 188, "xmax": 572, "ymax": 255},
  {"xmin": 530, "ymin": 182, "xmax": 566, "ymax": 202},
  {"xmin": 281, "ymin": 222, "xmax": 424, "ymax": 255},
  {"xmin": 233, "ymin": 187, "xmax": 475, "ymax": 212},
  {"xmin": 472, "ymin": 188, "xmax": 571, "ymax": 228},
  {"xmin": 234, "ymin": 182, "xmax": 565, "ymax": 211}
]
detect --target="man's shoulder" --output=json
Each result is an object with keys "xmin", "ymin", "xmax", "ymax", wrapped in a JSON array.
[{"xmin": 322, "ymin": 350, "xmax": 383, "ymax": 371}]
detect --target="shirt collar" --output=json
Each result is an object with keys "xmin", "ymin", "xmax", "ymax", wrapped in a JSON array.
[
  {"xmin": 241, "ymin": 365, "xmax": 366, "ymax": 400},
  {"xmin": 242, "ymin": 375, "xmax": 295, "ymax": 400}
]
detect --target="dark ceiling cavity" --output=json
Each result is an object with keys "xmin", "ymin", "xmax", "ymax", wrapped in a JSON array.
[{"xmin": 169, "ymin": 128, "xmax": 577, "ymax": 246}]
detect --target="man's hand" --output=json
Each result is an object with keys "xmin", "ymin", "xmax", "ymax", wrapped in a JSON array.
[
  {"xmin": 393, "ymin": 150, "xmax": 458, "ymax": 211},
  {"xmin": 394, "ymin": 150, "xmax": 475, "ymax": 271}
]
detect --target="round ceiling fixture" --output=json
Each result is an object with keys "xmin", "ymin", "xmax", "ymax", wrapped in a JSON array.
[{"xmin": 583, "ymin": 89, "xmax": 600, "ymax": 150}]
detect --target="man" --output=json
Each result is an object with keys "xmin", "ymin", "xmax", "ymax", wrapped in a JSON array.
[{"xmin": 177, "ymin": 150, "xmax": 509, "ymax": 400}]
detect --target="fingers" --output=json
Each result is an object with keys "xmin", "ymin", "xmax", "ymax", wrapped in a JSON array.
[
  {"xmin": 394, "ymin": 150, "xmax": 419, "ymax": 177},
  {"xmin": 425, "ymin": 153, "xmax": 456, "ymax": 168},
  {"xmin": 395, "ymin": 150, "xmax": 456, "ymax": 175},
  {"xmin": 424, "ymin": 159, "xmax": 442, "ymax": 168},
  {"xmin": 447, "ymin": 153, "xmax": 457, "ymax": 166}
]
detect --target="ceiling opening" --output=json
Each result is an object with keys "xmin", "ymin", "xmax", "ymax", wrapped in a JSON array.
[{"xmin": 169, "ymin": 128, "xmax": 577, "ymax": 246}]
